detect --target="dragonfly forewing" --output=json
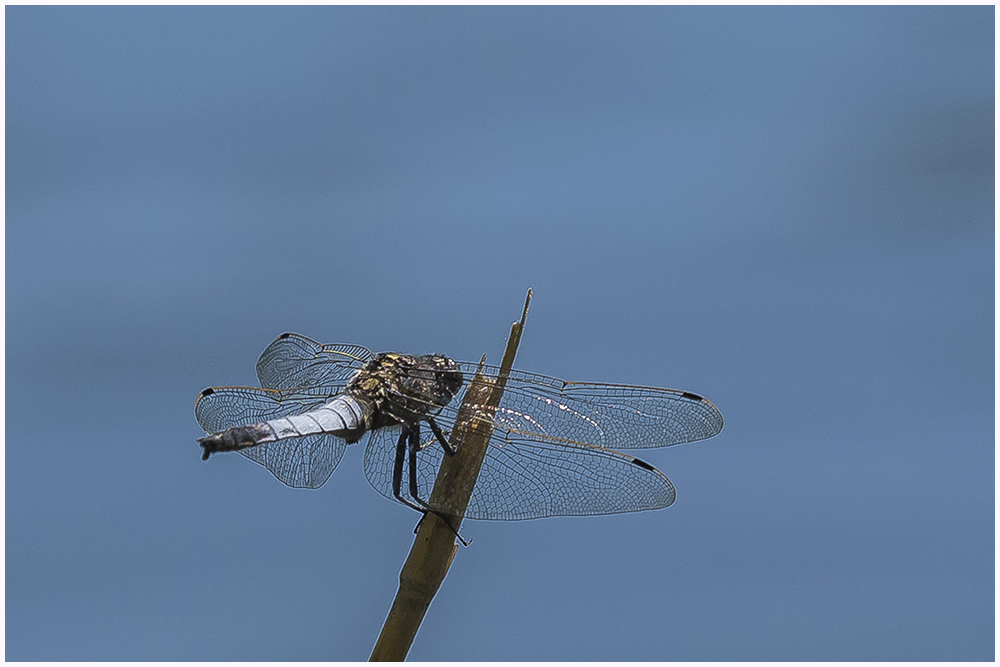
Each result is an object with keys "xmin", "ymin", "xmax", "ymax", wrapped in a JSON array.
[
  {"xmin": 452, "ymin": 362, "xmax": 723, "ymax": 450},
  {"xmin": 256, "ymin": 332, "xmax": 374, "ymax": 390}
]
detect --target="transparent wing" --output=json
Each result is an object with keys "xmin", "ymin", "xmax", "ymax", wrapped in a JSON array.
[
  {"xmin": 361, "ymin": 363, "xmax": 720, "ymax": 520},
  {"xmin": 194, "ymin": 384, "xmax": 350, "ymax": 489},
  {"xmin": 362, "ymin": 424, "xmax": 675, "ymax": 520},
  {"xmin": 256, "ymin": 332, "xmax": 374, "ymax": 390},
  {"xmin": 452, "ymin": 363, "xmax": 724, "ymax": 449},
  {"xmin": 239, "ymin": 434, "xmax": 346, "ymax": 490}
]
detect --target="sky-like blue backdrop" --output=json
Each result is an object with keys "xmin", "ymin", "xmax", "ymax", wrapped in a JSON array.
[{"xmin": 6, "ymin": 6, "xmax": 994, "ymax": 661}]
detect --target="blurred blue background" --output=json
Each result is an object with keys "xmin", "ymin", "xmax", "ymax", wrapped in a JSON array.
[{"xmin": 5, "ymin": 6, "xmax": 993, "ymax": 661}]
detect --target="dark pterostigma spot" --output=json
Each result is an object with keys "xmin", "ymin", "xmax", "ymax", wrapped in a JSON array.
[
  {"xmin": 680, "ymin": 391, "xmax": 702, "ymax": 401},
  {"xmin": 632, "ymin": 458, "xmax": 655, "ymax": 471},
  {"xmin": 278, "ymin": 332, "xmax": 292, "ymax": 339},
  {"xmin": 200, "ymin": 387, "xmax": 215, "ymax": 397}
]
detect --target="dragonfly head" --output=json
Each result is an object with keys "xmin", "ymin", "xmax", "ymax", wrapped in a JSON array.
[{"xmin": 409, "ymin": 354, "xmax": 464, "ymax": 408}]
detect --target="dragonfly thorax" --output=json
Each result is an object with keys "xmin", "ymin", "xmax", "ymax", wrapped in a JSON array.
[{"xmin": 347, "ymin": 352, "xmax": 464, "ymax": 428}]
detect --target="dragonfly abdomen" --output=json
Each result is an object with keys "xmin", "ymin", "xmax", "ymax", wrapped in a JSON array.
[{"xmin": 198, "ymin": 393, "xmax": 372, "ymax": 460}]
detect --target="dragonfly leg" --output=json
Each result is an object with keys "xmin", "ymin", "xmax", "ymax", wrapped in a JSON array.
[
  {"xmin": 407, "ymin": 425, "xmax": 425, "ymax": 503},
  {"xmin": 393, "ymin": 426, "xmax": 429, "ymax": 514},
  {"xmin": 390, "ymin": 425, "xmax": 436, "ymax": 514},
  {"xmin": 412, "ymin": 510, "xmax": 471, "ymax": 547},
  {"xmin": 426, "ymin": 417, "xmax": 456, "ymax": 456},
  {"xmin": 405, "ymin": 423, "xmax": 470, "ymax": 546},
  {"xmin": 391, "ymin": 426, "xmax": 408, "ymax": 505}
]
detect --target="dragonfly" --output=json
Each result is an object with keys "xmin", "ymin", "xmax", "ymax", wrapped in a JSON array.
[{"xmin": 195, "ymin": 332, "xmax": 723, "ymax": 521}]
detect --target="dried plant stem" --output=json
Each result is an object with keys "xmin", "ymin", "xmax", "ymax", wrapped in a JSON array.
[{"xmin": 369, "ymin": 290, "xmax": 532, "ymax": 661}]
